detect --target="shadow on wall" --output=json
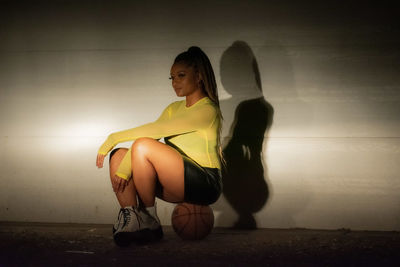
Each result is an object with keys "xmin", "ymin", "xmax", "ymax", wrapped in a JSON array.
[{"xmin": 218, "ymin": 41, "xmax": 274, "ymax": 229}]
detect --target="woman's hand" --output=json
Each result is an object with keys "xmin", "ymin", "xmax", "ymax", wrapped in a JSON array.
[
  {"xmin": 112, "ymin": 174, "xmax": 129, "ymax": 193},
  {"xmin": 96, "ymin": 153, "xmax": 128, "ymax": 192},
  {"xmin": 96, "ymin": 153, "xmax": 105, "ymax": 168}
]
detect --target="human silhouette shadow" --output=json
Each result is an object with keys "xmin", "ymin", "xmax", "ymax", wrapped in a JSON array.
[{"xmin": 219, "ymin": 41, "xmax": 274, "ymax": 229}]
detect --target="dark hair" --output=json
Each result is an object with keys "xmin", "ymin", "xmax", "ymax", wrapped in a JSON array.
[
  {"xmin": 174, "ymin": 46, "xmax": 225, "ymax": 166},
  {"xmin": 174, "ymin": 46, "xmax": 220, "ymax": 107}
]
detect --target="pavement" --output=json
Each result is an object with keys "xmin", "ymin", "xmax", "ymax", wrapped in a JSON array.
[{"xmin": 1, "ymin": 222, "xmax": 399, "ymax": 266}]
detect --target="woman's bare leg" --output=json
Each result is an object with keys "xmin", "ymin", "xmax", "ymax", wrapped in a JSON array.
[
  {"xmin": 109, "ymin": 148, "xmax": 138, "ymax": 208},
  {"xmin": 109, "ymin": 139, "xmax": 185, "ymax": 208},
  {"xmin": 131, "ymin": 138, "xmax": 185, "ymax": 207}
]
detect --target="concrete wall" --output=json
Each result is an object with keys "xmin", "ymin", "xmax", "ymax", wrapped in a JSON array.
[{"xmin": 1, "ymin": 0, "xmax": 399, "ymax": 230}]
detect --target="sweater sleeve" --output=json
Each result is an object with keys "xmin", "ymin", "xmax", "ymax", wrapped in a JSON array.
[
  {"xmin": 114, "ymin": 147, "xmax": 132, "ymax": 180},
  {"xmin": 107, "ymin": 101, "xmax": 218, "ymax": 181},
  {"xmin": 98, "ymin": 101, "xmax": 216, "ymax": 156},
  {"xmin": 98, "ymin": 103, "xmax": 172, "ymax": 156},
  {"xmin": 107, "ymin": 104, "xmax": 172, "ymax": 180}
]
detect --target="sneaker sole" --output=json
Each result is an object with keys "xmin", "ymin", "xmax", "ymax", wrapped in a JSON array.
[{"xmin": 114, "ymin": 226, "xmax": 163, "ymax": 247}]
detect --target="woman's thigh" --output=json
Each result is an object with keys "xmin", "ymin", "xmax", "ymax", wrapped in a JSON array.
[{"xmin": 133, "ymin": 138, "xmax": 185, "ymax": 203}]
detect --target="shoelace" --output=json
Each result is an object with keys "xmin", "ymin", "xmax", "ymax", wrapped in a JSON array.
[
  {"xmin": 117, "ymin": 207, "xmax": 142, "ymax": 230},
  {"xmin": 124, "ymin": 208, "xmax": 133, "ymax": 228},
  {"xmin": 117, "ymin": 208, "xmax": 132, "ymax": 228}
]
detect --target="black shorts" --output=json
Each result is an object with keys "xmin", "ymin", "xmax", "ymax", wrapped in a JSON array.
[
  {"xmin": 181, "ymin": 154, "xmax": 222, "ymax": 205},
  {"xmin": 165, "ymin": 141, "xmax": 222, "ymax": 205}
]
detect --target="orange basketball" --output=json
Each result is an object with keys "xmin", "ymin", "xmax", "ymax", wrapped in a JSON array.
[{"xmin": 171, "ymin": 203, "xmax": 214, "ymax": 240}]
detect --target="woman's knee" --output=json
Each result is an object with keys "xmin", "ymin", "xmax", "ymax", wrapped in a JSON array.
[{"xmin": 131, "ymin": 137, "xmax": 157, "ymax": 156}]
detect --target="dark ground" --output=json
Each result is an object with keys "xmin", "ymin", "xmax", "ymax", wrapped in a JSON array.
[{"xmin": 0, "ymin": 222, "xmax": 399, "ymax": 266}]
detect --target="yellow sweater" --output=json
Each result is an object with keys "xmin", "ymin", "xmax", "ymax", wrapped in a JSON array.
[{"xmin": 98, "ymin": 97, "xmax": 221, "ymax": 180}]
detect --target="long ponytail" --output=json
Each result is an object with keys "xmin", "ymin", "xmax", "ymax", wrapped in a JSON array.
[{"xmin": 174, "ymin": 46, "xmax": 225, "ymax": 166}]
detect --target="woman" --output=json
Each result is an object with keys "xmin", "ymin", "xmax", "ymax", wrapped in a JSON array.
[{"xmin": 96, "ymin": 46, "xmax": 223, "ymax": 246}]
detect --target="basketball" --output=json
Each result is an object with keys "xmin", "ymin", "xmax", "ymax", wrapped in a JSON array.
[{"xmin": 171, "ymin": 203, "xmax": 214, "ymax": 240}]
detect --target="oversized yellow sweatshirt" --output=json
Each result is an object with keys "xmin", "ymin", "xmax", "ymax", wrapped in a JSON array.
[{"xmin": 98, "ymin": 97, "xmax": 221, "ymax": 180}]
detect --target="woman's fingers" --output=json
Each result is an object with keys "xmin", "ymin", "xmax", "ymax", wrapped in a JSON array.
[
  {"xmin": 96, "ymin": 154, "xmax": 127, "ymax": 192},
  {"xmin": 100, "ymin": 155, "xmax": 104, "ymax": 168},
  {"xmin": 113, "ymin": 176, "xmax": 119, "ymax": 192},
  {"xmin": 112, "ymin": 176, "xmax": 117, "ymax": 192},
  {"xmin": 116, "ymin": 177, "xmax": 121, "ymax": 192},
  {"xmin": 112, "ymin": 175, "xmax": 127, "ymax": 193},
  {"xmin": 96, "ymin": 154, "xmax": 105, "ymax": 168},
  {"xmin": 120, "ymin": 179, "xmax": 127, "ymax": 192}
]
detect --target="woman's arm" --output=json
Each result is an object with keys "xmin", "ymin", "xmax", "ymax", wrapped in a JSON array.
[
  {"xmin": 97, "ymin": 102, "xmax": 216, "ymax": 156},
  {"xmin": 109, "ymin": 102, "xmax": 218, "ymax": 181},
  {"xmin": 97, "ymin": 102, "xmax": 173, "ymax": 156},
  {"xmin": 96, "ymin": 103, "xmax": 172, "ymax": 170}
]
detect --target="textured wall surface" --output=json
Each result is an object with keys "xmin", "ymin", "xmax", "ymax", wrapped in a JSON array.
[{"xmin": 1, "ymin": 0, "xmax": 399, "ymax": 230}]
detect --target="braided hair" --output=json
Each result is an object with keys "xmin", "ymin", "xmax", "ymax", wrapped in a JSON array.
[{"xmin": 174, "ymin": 46, "xmax": 224, "ymax": 165}]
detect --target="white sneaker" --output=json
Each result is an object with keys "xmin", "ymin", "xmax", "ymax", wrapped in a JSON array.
[
  {"xmin": 137, "ymin": 207, "xmax": 163, "ymax": 242},
  {"xmin": 113, "ymin": 206, "xmax": 141, "ymax": 246},
  {"xmin": 112, "ymin": 206, "xmax": 163, "ymax": 246}
]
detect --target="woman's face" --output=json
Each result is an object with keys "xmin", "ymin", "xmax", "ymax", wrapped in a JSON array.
[{"xmin": 170, "ymin": 62, "xmax": 200, "ymax": 97}]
